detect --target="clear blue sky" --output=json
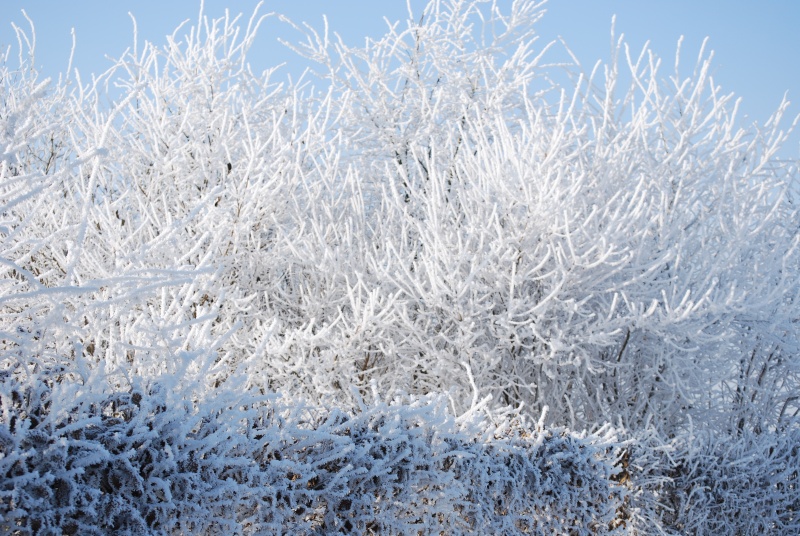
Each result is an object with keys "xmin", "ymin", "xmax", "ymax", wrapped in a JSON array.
[{"xmin": 2, "ymin": 1, "xmax": 798, "ymax": 158}]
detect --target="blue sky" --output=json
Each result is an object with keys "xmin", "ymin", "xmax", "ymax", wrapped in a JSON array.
[{"xmin": 2, "ymin": 1, "xmax": 798, "ymax": 157}]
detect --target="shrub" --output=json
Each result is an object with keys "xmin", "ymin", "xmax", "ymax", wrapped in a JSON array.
[{"xmin": 0, "ymin": 368, "xmax": 624, "ymax": 534}]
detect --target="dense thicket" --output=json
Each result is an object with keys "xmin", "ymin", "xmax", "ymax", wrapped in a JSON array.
[
  {"xmin": 0, "ymin": 367, "xmax": 624, "ymax": 534},
  {"xmin": 1, "ymin": 0, "xmax": 798, "ymax": 533}
]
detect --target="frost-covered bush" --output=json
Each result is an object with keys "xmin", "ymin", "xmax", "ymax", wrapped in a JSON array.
[
  {"xmin": 3, "ymin": 0, "xmax": 798, "ymax": 436},
  {"xmin": 0, "ymin": 366, "xmax": 624, "ymax": 535},
  {"xmin": 656, "ymin": 431, "xmax": 800, "ymax": 534},
  {"xmin": 607, "ymin": 428, "xmax": 800, "ymax": 535},
  {"xmin": 275, "ymin": 0, "xmax": 800, "ymax": 436},
  {"xmin": 0, "ymin": 364, "xmax": 261, "ymax": 534},
  {"xmin": 1, "ymin": 0, "xmax": 799, "ymax": 532}
]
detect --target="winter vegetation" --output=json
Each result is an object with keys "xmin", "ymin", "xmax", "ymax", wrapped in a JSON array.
[{"xmin": 1, "ymin": 0, "xmax": 798, "ymax": 533}]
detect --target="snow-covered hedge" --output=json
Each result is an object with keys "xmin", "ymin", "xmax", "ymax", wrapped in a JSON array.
[
  {"xmin": 4, "ymin": 369, "xmax": 799, "ymax": 534},
  {"xmin": 0, "ymin": 367, "xmax": 624, "ymax": 535},
  {"xmin": 652, "ymin": 430, "xmax": 800, "ymax": 534}
]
